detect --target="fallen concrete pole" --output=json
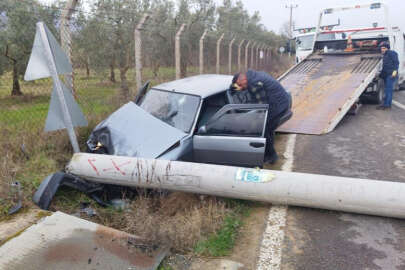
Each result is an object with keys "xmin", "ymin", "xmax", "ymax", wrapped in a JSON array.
[{"xmin": 67, "ymin": 153, "xmax": 405, "ymax": 219}]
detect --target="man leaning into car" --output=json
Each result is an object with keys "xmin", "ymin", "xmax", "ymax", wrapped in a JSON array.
[{"xmin": 230, "ymin": 70, "xmax": 291, "ymax": 164}]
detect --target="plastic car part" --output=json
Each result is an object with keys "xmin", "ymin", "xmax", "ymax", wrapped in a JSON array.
[
  {"xmin": 8, "ymin": 182, "xmax": 22, "ymax": 215},
  {"xmin": 33, "ymin": 172, "xmax": 107, "ymax": 210}
]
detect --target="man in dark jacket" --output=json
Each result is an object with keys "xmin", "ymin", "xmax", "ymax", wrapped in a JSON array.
[
  {"xmin": 377, "ymin": 42, "xmax": 399, "ymax": 110},
  {"xmin": 230, "ymin": 69, "xmax": 291, "ymax": 164}
]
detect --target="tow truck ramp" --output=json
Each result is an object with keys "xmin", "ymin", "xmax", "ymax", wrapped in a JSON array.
[{"xmin": 277, "ymin": 53, "xmax": 381, "ymax": 135}]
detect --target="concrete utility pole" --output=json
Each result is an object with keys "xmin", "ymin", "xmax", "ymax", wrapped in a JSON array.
[
  {"xmin": 286, "ymin": 3, "xmax": 298, "ymax": 38},
  {"xmin": 216, "ymin": 33, "xmax": 225, "ymax": 74},
  {"xmin": 175, "ymin": 24, "xmax": 186, "ymax": 80},
  {"xmin": 134, "ymin": 14, "xmax": 150, "ymax": 92},
  {"xmin": 60, "ymin": 0, "xmax": 78, "ymax": 94},
  {"xmin": 199, "ymin": 29, "xmax": 208, "ymax": 74},
  {"xmin": 67, "ymin": 153, "xmax": 405, "ymax": 219},
  {"xmin": 286, "ymin": 3, "xmax": 298, "ymax": 57}
]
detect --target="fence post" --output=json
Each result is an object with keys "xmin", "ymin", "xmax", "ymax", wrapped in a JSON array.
[
  {"xmin": 199, "ymin": 29, "xmax": 208, "ymax": 74},
  {"xmin": 269, "ymin": 47, "xmax": 272, "ymax": 66},
  {"xmin": 134, "ymin": 14, "xmax": 150, "ymax": 93},
  {"xmin": 245, "ymin": 41, "xmax": 251, "ymax": 70},
  {"xmin": 237, "ymin": 39, "xmax": 245, "ymax": 71},
  {"xmin": 175, "ymin": 24, "xmax": 186, "ymax": 80},
  {"xmin": 60, "ymin": 0, "xmax": 78, "ymax": 94},
  {"xmin": 251, "ymin": 42, "xmax": 256, "ymax": 70},
  {"xmin": 256, "ymin": 44, "xmax": 260, "ymax": 69},
  {"xmin": 228, "ymin": 37, "xmax": 236, "ymax": 74},
  {"xmin": 260, "ymin": 45, "xmax": 264, "ymax": 69},
  {"xmin": 216, "ymin": 33, "xmax": 225, "ymax": 74},
  {"xmin": 262, "ymin": 45, "xmax": 267, "ymax": 70}
]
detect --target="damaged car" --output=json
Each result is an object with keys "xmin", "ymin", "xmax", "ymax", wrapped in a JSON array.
[
  {"xmin": 87, "ymin": 74, "xmax": 292, "ymax": 168},
  {"xmin": 33, "ymin": 74, "xmax": 292, "ymax": 210}
]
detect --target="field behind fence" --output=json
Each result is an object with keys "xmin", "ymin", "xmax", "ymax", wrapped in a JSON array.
[{"xmin": 0, "ymin": 0, "xmax": 294, "ymax": 217}]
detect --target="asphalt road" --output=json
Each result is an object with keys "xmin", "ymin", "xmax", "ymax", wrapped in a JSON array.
[{"xmin": 280, "ymin": 91, "xmax": 405, "ymax": 270}]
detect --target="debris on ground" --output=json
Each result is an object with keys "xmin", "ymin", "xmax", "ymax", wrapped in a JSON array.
[
  {"xmin": 8, "ymin": 181, "xmax": 22, "ymax": 215},
  {"xmin": 0, "ymin": 211, "xmax": 169, "ymax": 270}
]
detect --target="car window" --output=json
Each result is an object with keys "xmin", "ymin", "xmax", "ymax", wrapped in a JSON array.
[
  {"xmin": 139, "ymin": 89, "xmax": 200, "ymax": 133},
  {"xmin": 206, "ymin": 108, "xmax": 267, "ymax": 137}
]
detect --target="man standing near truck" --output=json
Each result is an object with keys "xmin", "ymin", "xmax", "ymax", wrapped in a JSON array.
[
  {"xmin": 230, "ymin": 70, "xmax": 291, "ymax": 164},
  {"xmin": 377, "ymin": 42, "xmax": 399, "ymax": 110}
]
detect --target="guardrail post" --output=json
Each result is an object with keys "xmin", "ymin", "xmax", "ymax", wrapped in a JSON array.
[
  {"xmin": 228, "ymin": 37, "xmax": 236, "ymax": 74},
  {"xmin": 60, "ymin": 0, "xmax": 78, "ymax": 94},
  {"xmin": 199, "ymin": 29, "xmax": 208, "ymax": 74},
  {"xmin": 175, "ymin": 24, "xmax": 186, "ymax": 80},
  {"xmin": 237, "ymin": 39, "xmax": 245, "ymax": 71},
  {"xmin": 245, "ymin": 41, "xmax": 251, "ymax": 70},
  {"xmin": 134, "ymin": 14, "xmax": 150, "ymax": 93},
  {"xmin": 216, "ymin": 33, "xmax": 225, "ymax": 74}
]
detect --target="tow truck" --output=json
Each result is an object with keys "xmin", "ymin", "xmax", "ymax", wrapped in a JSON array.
[
  {"xmin": 294, "ymin": 21, "xmax": 340, "ymax": 63},
  {"xmin": 277, "ymin": 2, "xmax": 405, "ymax": 135}
]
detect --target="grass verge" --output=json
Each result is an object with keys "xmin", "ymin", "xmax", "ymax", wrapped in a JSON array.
[{"xmin": 193, "ymin": 200, "xmax": 250, "ymax": 257}]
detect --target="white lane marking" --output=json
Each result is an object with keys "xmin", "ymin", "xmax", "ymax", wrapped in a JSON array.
[
  {"xmin": 256, "ymin": 134, "xmax": 297, "ymax": 270},
  {"xmin": 392, "ymin": 100, "xmax": 405, "ymax": 111}
]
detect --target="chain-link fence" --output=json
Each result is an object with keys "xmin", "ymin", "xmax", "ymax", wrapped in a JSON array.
[{"xmin": 1, "ymin": 0, "xmax": 293, "ymax": 131}]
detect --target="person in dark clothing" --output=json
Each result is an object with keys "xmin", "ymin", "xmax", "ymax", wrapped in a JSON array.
[
  {"xmin": 230, "ymin": 69, "xmax": 291, "ymax": 164},
  {"xmin": 377, "ymin": 42, "xmax": 399, "ymax": 110}
]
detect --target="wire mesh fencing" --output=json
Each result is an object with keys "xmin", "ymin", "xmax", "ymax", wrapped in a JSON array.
[{"xmin": 1, "ymin": 0, "xmax": 293, "ymax": 134}]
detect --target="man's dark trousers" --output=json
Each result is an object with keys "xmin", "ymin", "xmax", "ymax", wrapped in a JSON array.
[{"xmin": 383, "ymin": 76, "xmax": 397, "ymax": 107}]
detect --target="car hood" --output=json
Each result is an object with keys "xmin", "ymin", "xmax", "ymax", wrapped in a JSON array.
[{"xmin": 87, "ymin": 102, "xmax": 187, "ymax": 158}]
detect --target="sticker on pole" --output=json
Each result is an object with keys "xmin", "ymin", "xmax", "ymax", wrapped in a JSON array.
[{"xmin": 235, "ymin": 168, "xmax": 275, "ymax": 183}]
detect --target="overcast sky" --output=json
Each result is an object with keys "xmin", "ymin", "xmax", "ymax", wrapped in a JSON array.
[
  {"xmin": 239, "ymin": 0, "xmax": 405, "ymax": 35},
  {"xmin": 40, "ymin": 0, "xmax": 404, "ymax": 35}
]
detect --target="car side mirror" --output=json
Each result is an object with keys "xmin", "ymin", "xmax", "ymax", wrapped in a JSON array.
[{"xmin": 198, "ymin": 125, "xmax": 207, "ymax": 134}]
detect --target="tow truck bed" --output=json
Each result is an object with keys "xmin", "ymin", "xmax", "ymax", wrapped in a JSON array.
[{"xmin": 277, "ymin": 52, "xmax": 381, "ymax": 135}]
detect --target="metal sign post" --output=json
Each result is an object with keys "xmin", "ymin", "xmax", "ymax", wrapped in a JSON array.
[{"xmin": 38, "ymin": 22, "xmax": 80, "ymax": 153}]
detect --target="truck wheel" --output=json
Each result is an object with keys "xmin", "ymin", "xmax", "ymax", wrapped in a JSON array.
[
  {"xmin": 370, "ymin": 79, "xmax": 384, "ymax": 104},
  {"xmin": 360, "ymin": 80, "xmax": 384, "ymax": 104},
  {"xmin": 394, "ymin": 79, "xmax": 400, "ymax": 91},
  {"xmin": 397, "ymin": 80, "xmax": 405, "ymax": 91}
]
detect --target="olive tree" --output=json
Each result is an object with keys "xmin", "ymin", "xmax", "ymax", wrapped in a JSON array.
[{"xmin": 0, "ymin": 0, "xmax": 58, "ymax": 96}]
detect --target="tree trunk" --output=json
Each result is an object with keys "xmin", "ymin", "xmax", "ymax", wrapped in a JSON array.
[
  {"xmin": 11, "ymin": 62, "xmax": 22, "ymax": 96},
  {"xmin": 119, "ymin": 68, "xmax": 129, "ymax": 100},
  {"xmin": 109, "ymin": 62, "xmax": 116, "ymax": 83},
  {"xmin": 85, "ymin": 58, "xmax": 90, "ymax": 78}
]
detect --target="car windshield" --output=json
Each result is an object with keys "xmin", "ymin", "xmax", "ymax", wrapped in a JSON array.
[{"xmin": 139, "ymin": 89, "xmax": 200, "ymax": 133}]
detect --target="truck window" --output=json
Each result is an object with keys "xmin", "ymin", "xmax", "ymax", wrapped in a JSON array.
[{"xmin": 296, "ymin": 35, "xmax": 314, "ymax": 51}]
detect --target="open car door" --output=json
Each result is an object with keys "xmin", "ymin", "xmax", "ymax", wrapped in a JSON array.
[{"xmin": 193, "ymin": 104, "xmax": 268, "ymax": 167}]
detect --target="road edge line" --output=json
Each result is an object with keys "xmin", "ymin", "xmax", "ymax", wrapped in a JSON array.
[
  {"xmin": 393, "ymin": 100, "xmax": 405, "ymax": 111},
  {"xmin": 256, "ymin": 134, "xmax": 297, "ymax": 270}
]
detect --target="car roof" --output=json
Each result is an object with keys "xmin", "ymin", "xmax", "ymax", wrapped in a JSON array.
[{"xmin": 153, "ymin": 74, "xmax": 233, "ymax": 98}]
